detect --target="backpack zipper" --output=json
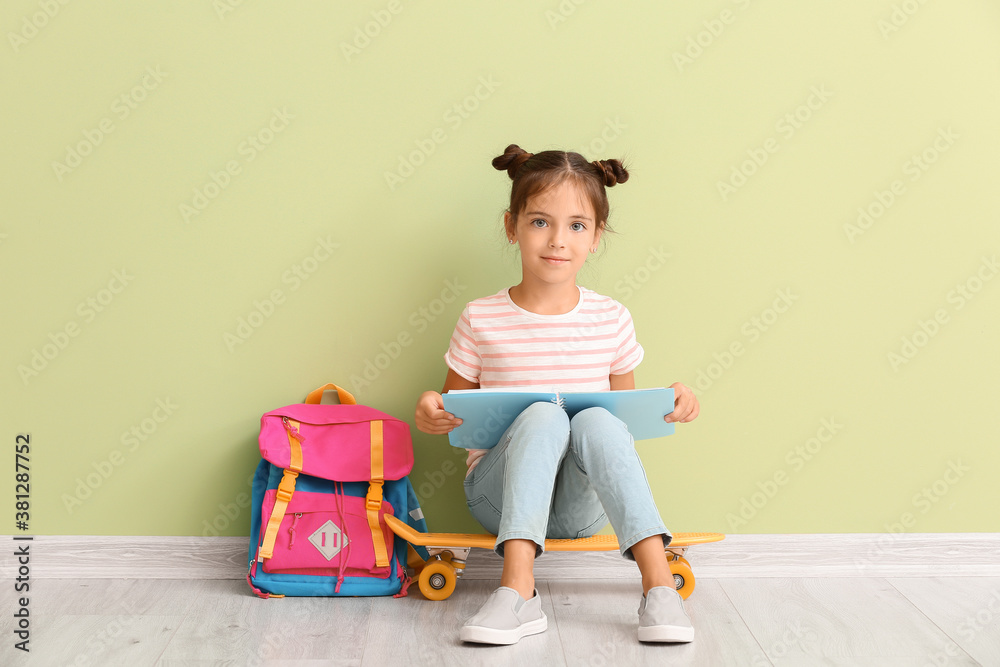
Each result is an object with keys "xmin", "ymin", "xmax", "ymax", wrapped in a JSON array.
[
  {"xmin": 282, "ymin": 416, "xmax": 305, "ymax": 442},
  {"xmin": 288, "ymin": 512, "xmax": 302, "ymax": 547}
]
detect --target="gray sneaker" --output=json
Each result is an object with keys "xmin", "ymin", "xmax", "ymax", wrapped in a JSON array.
[
  {"xmin": 459, "ymin": 586, "xmax": 548, "ymax": 645},
  {"xmin": 637, "ymin": 586, "xmax": 695, "ymax": 643}
]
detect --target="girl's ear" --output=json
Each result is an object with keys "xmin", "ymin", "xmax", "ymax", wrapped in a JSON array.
[
  {"xmin": 591, "ymin": 224, "xmax": 604, "ymax": 251},
  {"xmin": 504, "ymin": 210, "xmax": 515, "ymax": 242}
]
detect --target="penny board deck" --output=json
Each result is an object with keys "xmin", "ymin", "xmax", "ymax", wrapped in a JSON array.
[{"xmin": 385, "ymin": 514, "xmax": 723, "ymax": 551}]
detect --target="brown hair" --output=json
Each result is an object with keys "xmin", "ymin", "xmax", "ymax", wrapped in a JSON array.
[{"xmin": 492, "ymin": 144, "xmax": 629, "ymax": 236}]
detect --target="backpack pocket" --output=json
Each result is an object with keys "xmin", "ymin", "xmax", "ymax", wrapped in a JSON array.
[{"xmin": 259, "ymin": 489, "xmax": 394, "ymax": 578}]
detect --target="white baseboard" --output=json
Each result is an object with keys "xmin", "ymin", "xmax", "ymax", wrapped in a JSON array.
[{"xmin": 4, "ymin": 533, "xmax": 999, "ymax": 580}]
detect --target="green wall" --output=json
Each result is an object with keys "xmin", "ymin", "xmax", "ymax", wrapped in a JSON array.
[{"xmin": 2, "ymin": 1, "xmax": 998, "ymax": 537}]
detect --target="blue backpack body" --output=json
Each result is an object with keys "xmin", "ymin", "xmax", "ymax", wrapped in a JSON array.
[{"xmin": 247, "ymin": 460, "xmax": 428, "ymax": 597}]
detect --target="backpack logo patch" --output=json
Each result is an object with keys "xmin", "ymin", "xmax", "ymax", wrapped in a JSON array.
[{"xmin": 309, "ymin": 520, "xmax": 348, "ymax": 560}]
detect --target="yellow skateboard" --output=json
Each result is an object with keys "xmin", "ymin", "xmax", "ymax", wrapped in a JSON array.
[{"xmin": 385, "ymin": 514, "xmax": 723, "ymax": 601}]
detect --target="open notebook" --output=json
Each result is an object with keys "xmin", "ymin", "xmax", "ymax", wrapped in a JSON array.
[{"xmin": 441, "ymin": 387, "xmax": 675, "ymax": 449}]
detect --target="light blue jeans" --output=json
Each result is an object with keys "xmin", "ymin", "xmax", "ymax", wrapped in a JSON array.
[{"xmin": 463, "ymin": 401, "xmax": 672, "ymax": 560}]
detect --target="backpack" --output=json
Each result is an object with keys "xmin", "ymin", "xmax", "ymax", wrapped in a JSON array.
[{"xmin": 247, "ymin": 383, "xmax": 429, "ymax": 598}]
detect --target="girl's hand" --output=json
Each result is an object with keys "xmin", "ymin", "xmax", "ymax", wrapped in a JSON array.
[
  {"xmin": 415, "ymin": 390, "xmax": 463, "ymax": 435},
  {"xmin": 665, "ymin": 382, "xmax": 699, "ymax": 424}
]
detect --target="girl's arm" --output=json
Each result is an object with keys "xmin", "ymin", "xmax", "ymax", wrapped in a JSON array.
[
  {"xmin": 442, "ymin": 368, "xmax": 480, "ymax": 393},
  {"xmin": 415, "ymin": 369, "xmax": 479, "ymax": 435},
  {"xmin": 666, "ymin": 382, "xmax": 700, "ymax": 423},
  {"xmin": 611, "ymin": 371, "xmax": 700, "ymax": 423},
  {"xmin": 610, "ymin": 371, "xmax": 635, "ymax": 391}
]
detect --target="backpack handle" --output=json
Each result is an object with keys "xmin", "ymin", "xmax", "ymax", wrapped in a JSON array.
[{"xmin": 305, "ymin": 383, "xmax": 357, "ymax": 405}]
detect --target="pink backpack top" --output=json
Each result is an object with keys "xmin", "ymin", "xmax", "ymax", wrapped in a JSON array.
[{"xmin": 258, "ymin": 384, "xmax": 413, "ymax": 482}]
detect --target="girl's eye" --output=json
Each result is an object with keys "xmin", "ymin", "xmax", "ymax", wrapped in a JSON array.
[
  {"xmin": 570, "ymin": 222, "xmax": 585, "ymax": 232},
  {"xmin": 531, "ymin": 219, "xmax": 547, "ymax": 228}
]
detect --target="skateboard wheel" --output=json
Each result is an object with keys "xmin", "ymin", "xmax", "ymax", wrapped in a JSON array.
[
  {"xmin": 669, "ymin": 560, "xmax": 695, "ymax": 599},
  {"xmin": 419, "ymin": 560, "xmax": 457, "ymax": 601}
]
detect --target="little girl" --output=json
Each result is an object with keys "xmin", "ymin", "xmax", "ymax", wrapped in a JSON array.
[{"xmin": 414, "ymin": 144, "xmax": 700, "ymax": 645}]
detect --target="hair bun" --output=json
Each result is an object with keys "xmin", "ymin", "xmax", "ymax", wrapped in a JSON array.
[
  {"xmin": 492, "ymin": 144, "xmax": 534, "ymax": 180},
  {"xmin": 591, "ymin": 159, "xmax": 629, "ymax": 187}
]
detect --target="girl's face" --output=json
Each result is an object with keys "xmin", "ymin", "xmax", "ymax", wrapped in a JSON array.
[{"xmin": 505, "ymin": 179, "xmax": 602, "ymax": 288}]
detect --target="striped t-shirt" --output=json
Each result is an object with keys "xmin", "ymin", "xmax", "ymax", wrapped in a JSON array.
[{"xmin": 443, "ymin": 286, "xmax": 644, "ymax": 474}]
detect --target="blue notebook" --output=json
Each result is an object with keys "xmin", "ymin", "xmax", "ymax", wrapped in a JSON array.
[{"xmin": 441, "ymin": 388, "xmax": 675, "ymax": 449}]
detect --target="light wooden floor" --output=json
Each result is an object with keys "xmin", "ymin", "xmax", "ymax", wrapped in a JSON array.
[{"xmin": 4, "ymin": 574, "xmax": 999, "ymax": 666}]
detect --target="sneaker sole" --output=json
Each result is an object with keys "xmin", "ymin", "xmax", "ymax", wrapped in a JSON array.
[
  {"xmin": 460, "ymin": 615, "xmax": 548, "ymax": 645},
  {"xmin": 638, "ymin": 625, "xmax": 695, "ymax": 643}
]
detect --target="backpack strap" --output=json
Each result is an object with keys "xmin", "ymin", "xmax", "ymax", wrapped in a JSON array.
[
  {"xmin": 305, "ymin": 383, "xmax": 357, "ymax": 405},
  {"xmin": 247, "ymin": 562, "xmax": 284, "ymax": 599},
  {"xmin": 366, "ymin": 420, "xmax": 390, "ymax": 568},
  {"xmin": 392, "ymin": 554, "xmax": 411, "ymax": 598},
  {"xmin": 258, "ymin": 419, "xmax": 304, "ymax": 560}
]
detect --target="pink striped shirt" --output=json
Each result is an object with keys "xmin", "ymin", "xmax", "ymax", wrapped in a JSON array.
[{"xmin": 443, "ymin": 286, "xmax": 644, "ymax": 474}]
